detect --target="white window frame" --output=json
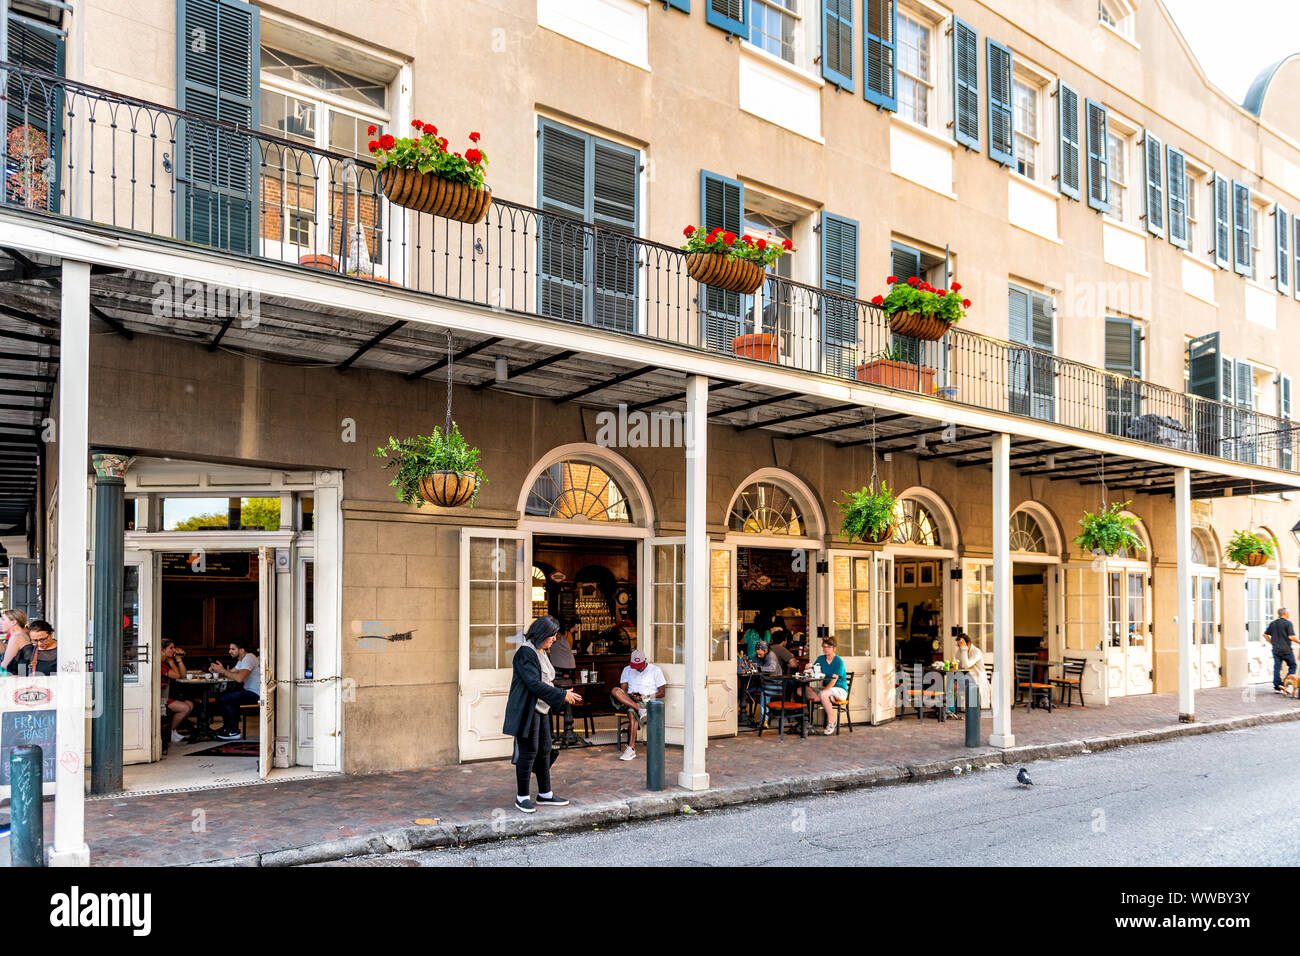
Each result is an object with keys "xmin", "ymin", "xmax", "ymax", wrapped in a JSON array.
[
  {"xmin": 1104, "ymin": 113, "xmax": 1138, "ymax": 229},
  {"xmin": 896, "ymin": 6, "xmax": 936, "ymax": 130},
  {"xmin": 1010, "ymin": 56, "xmax": 1052, "ymax": 188},
  {"xmin": 1099, "ymin": 0, "xmax": 1137, "ymax": 43},
  {"xmin": 1184, "ymin": 157, "xmax": 1207, "ymax": 257},
  {"xmin": 750, "ymin": 0, "xmax": 805, "ymax": 68},
  {"xmin": 1250, "ymin": 197, "xmax": 1270, "ymax": 285}
]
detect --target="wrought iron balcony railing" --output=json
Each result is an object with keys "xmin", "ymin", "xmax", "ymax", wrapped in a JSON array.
[{"xmin": 2, "ymin": 63, "xmax": 1295, "ymax": 473}]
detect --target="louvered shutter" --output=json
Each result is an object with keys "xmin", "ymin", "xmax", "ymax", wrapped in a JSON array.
[
  {"xmin": 1029, "ymin": 292, "xmax": 1055, "ymax": 421},
  {"xmin": 1220, "ymin": 355, "xmax": 1235, "ymax": 404},
  {"xmin": 1212, "ymin": 173, "xmax": 1231, "ymax": 270},
  {"xmin": 1143, "ymin": 130, "xmax": 1164, "ymax": 237},
  {"xmin": 665, "ymin": 0, "xmax": 689, "ymax": 10},
  {"xmin": 1235, "ymin": 360, "xmax": 1253, "ymax": 410},
  {"xmin": 1085, "ymin": 99, "xmax": 1109, "ymax": 213},
  {"xmin": 1295, "ymin": 217, "xmax": 1300, "ymax": 302},
  {"xmin": 889, "ymin": 243, "xmax": 922, "ymax": 365},
  {"xmin": 1186, "ymin": 332, "xmax": 1221, "ymax": 456},
  {"xmin": 821, "ymin": 213, "xmax": 859, "ymax": 377},
  {"xmin": 706, "ymin": 0, "xmax": 747, "ymax": 37},
  {"xmin": 1276, "ymin": 205, "xmax": 1290, "ymax": 295},
  {"xmin": 864, "ymin": 0, "xmax": 897, "ymax": 110},
  {"xmin": 951, "ymin": 18, "xmax": 979, "ymax": 149},
  {"xmin": 822, "ymin": 0, "xmax": 854, "ymax": 90},
  {"xmin": 1232, "ymin": 180, "xmax": 1251, "ymax": 276},
  {"xmin": 1166, "ymin": 146, "xmax": 1187, "ymax": 249},
  {"xmin": 1104, "ymin": 317, "xmax": 1139, "ymax": 438},
  {"xmin": 5, "ymin": 20, "xmax": 65, "ymax": 214},
  {"xmin": 1235, "ymin": 359, "xmax": 1256, "ymax": 462},
  {"xmin": 700, "ymin": 170, "xmax": 746, "ymax": 351},
  {"xmin": 176, "ymin": 0, "xmax": 259, "ymax": 253},
  {"xmin": 1283, "ymin": 376, "xmax": 1294, "ymax": 418},
  {"xmin": 1007, "ymin": 286, "xmax": 1031, "ymax": 416},
  {"xmin": 591, "ymin": 140, "xmax": 639, "ymax": 331},
  {"xmin": 1057, "ymin": 81, "xmax": 1080, "ymax": 200},
  {"xmin": 538, "ymin": 120, "xmax": 590, "ymax": 323},
  {"xmin": 1281, "ymin": 374, "xmax": 1294, "ymax": 469},
  {"xmin": 985, "ymin": 40, "xmax": 1014, "ymax": 166}
]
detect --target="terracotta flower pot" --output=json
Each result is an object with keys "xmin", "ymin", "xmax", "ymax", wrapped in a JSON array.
[
  {"xmin": 732, "ymin": 333, "xmax": 783, "ymax": 363},
  {"xmin": 1245, "ymin": 551, "xmax": 1269, "ymax": 566},
  {"xmin": 417, "ymin": 471, "xmax": 479, "ymax": 508},
  {"xmin": 380, "ymin": 167, "xmax": 492, "ymax": 224},
  {"xmin": 298, "ymin": 254, "xmax": 338, "ymax": 271},
  {"xmin": 856, "ymin": 358, "xmax": 936, "ymax": 394},
  {"xmin": 685, "ymin": 252, "xmax": 766, "ymax": 295},
  {"xmin": 887, "ymin": 310, "xmax": 953, "ymax": 342}
]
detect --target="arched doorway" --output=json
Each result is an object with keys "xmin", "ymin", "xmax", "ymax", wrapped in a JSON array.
[
  {"xmin": 459, "ymin": 445, "xmax": 652, "ymax": 761},
  {"xmin": 1243, "ymin": 528, "xmax": 1281, "ymax": 684},
  {"xmin": 1190, "ymin": 528, "xmax": 1221, "ymax": 689},
  {"xmin": 1006, "ymin": 503, "xmax": 1064, "ymax": 666},
  {"xmin": 890, "ymin": 488, "xmax": 958, "ymax": 663},
  {"xmin": 1103, "ymin": 511, "xmax": 1154, "ymax": 698}
]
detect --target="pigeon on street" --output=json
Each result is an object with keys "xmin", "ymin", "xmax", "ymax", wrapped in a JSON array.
[{"xmin": 1016, "ymin": 767, "xmax": 1033, "ymax": 788}]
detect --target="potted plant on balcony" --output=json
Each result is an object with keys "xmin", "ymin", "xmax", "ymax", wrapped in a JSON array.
[
  {"xmin": 681, "ymin": 225, "xmax": 791, "ymax": 296},
  {"xmin": 1225, "ymin": 529, "xmax": 1274, "ymax": 567},
  {"xmin": 369, "ymin": 121, "xmax": 491, "ymax": 224},
  {"xmin": 855, "ymin": 344, "xmax": 936, "ymax": 393},
  {"xmin": 374, "ymin": 422, "xmax": 487, "ymax": 508},
  {"xmin": 836, "ymin": 481, "xmax": 897, "ymax": 547},
  {"xmin": 870, "ymin": 276, "xmax": 970, "ymax": 342},
  {"xmin": 1073, "ymin": 501, "xmax": 1144, "ymax": 557}
]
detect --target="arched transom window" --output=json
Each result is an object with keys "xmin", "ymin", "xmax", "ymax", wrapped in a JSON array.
[
  {"xmin": 892, "ymin": 498, "xmax": 941, "ymax": 547},
  {"xmin": 525, "ymin": 461, "xmax": 631, "ymax": 522},
  {"xmin": 729, "ymin": 482, "xmax": 805, "ymax": 535},
  {"xmin": 1190, "ymin": 529, "xmax": 1213, "ymax": 566},
  {"xmin": 1009, "ymin": 510, "xmax": 1047, "ymax": 553}
]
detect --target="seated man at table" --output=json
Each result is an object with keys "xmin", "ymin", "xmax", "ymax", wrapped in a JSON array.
[
  {"xmin": 550, "ymin": 615, "xmax": 580, "ymax": 678},
  {"xmin": 211, "ymin": 641, "xmax": 261, "ymax": 741},
  {"xmin": 768, "ymin": 631, "xmax": 794, "ymax": 674},
  {"xmin": 610, "ymin": 649, "xmax": 665, "ymax": 762},
  {"xmin": 805, "ymin": 637, "xmax": 849, "ymax": 735}
]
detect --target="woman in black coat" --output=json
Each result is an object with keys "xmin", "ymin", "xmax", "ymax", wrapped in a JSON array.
[{"xmin": 503, "ymin": 616, "xmax": 582, "ymax": 813}]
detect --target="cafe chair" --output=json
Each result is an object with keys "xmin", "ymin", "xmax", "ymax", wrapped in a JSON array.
[
  {"xmin": 821, "ymin": 672, "xmax": 854, "ymax": 734},
  {"xmin": 1014, "ymin": 659, "xmax": 1054, "ymax": 712},
  {"xmin": 239, "ymin": 703, "xmax": 260, "ymax": 739},
  {"xmin": 1050, "ymin": 657, "xmax": 1087, "ymax": 707},
  {"xmin": 757, "ymin": 676, "xmax": 806, "ymax": 738},
  {"xmin": 896, "ymin": 669, "xmax": 944, "ymax": 721}
]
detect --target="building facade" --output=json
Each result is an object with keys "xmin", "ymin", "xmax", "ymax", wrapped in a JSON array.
[{"xmin": 1, "ymin": 0, "xmax": 1299, "ymax": 831}]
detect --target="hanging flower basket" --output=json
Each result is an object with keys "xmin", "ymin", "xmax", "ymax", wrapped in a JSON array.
[
  {"xmin": 418, "ymin": 470, "xmax": 480, "ymax": 508},
  {"xmin": 369, "ymin": 122, "xmax": 491, "ymax": 224},
  {"xmin": 837, "ymin": 482, "xmax": 897, "ymax": 547},
  {"xmin": 1245, "ymin": 552, "xmax": 1269, "ymax": 567},
  {"xmin": 1073, "ymin": 501, "xmax": 1144, "ymax": 557},
  {"xmin": 869, "ymin": 276, "xmax": 970, "ymax": 342},
  {"xmin": 887, "ymin": 311, "xmax": 952, "ymax": 342},
  {"xmin": 686, "ymin": 252, "xmax": 767, "ymax": 294},
  {"xmin": 1225, "ymin": 529, "xmax": 1274, "ymax": 567}
]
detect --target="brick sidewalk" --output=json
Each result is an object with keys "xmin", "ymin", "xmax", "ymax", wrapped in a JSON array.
[{"xmin": 49, "ymin": 685, "xmax": 1300, "ymax": 866}]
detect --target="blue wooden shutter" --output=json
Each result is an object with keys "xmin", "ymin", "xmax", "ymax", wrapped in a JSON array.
[
  {"xmin": 821, "ymin": 213, "xmax": 859, "ymax": 377},
  {"xmin": 1056, "ymin": 81, "xmax": 1080, "ymax": 200},
  {"xmin": 176, "ymin": 0, "xmax": 260, "ymax": 254},
  {"xmin": 706, "ymin": 0, "xmax": 747, "ymax": 37},
  {"xmin": 5, "ymin": 19, "xmax": 66, "ymax": 214},
  {"xmin": 665, "ymin": 0, "xmax": 690, "ymax": 10},
  {"xmin": 951, "ymin": 17, "xmax": 979, "ymax": 149},
  {"xmin": 538, "ymin": 119, "xmax": 590, "ymax": 323},
  {"xmin": 591, "ymin": 139, "xmax": 639, "ymax": 331},
  {"xmin": 822, "ymin": 0, "xmax": 854, "ymax": 90},
  {"xmin": 1276, "ymin": 205, "xmax": 1290, "ymax": 295},
  {"xmin": 1104, "ymin": 317, "xmax": 1139, "ymax": 437},
  {"xmin": 1165, "ymin": 146, "xmax": 1187, "ymax": 249},
  {"xmin": 1143, "ymin": 130, "xmax": 1164, "ymax": 237},
  {"xmin": 1212, "ymin": 173, "xmax": 1231, "ymax": 270},
  {"xmin": 985, "ymin": 39, "xmax": 1014, "ymax": 166},
  {"xmin": 1085, "ymin": 99, "xmax": 1109, "ymax": 213},
  {"xmin": 864, "ymin": 0, "xmax": 897, "ymax": 110},
  {"xmin": 700, "ymin": 170, "xmax": 746, "ymax": 352},
  {"xmin": 1232, "ymin": 180, "xmax": 1251, "ymax": 276},
  {"xmin": 1007, "ymin": 285, "xmax": 1031, "ymax": 416}
]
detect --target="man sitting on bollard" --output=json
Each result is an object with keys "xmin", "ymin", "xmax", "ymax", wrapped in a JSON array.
[{"xmin": 611, "ymin": 649, "xmax": 666, "ymax": 762}]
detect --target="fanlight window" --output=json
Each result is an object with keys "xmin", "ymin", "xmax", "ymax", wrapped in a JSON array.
[
  {"xmin": 1009, "ymin": 510, "xmax": 1047, "ymax": 553},
  {"xmin": 525, "ymin": 461, "xmax": 631, "ymax": 522},
  {"xmin": 729, "ymin": 482, "xmax": 805, "ymax": 535},
  {"xmin": 1190, "ymin": 530, "xmax": 1211, "ymax": 566},
  {"xmin": 892, "ymin": 498, "xmax": 941, "ymax": 547}
]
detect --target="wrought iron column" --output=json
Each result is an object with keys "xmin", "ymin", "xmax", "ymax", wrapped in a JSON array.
[{"xmin": 89, "ymin": 451, "xmax": 130, "ymax": 794}]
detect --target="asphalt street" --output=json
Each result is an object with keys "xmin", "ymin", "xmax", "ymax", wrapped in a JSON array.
[{"xmin": 328, "ymin": 720, "xmax": 1300, "ymax": 867}]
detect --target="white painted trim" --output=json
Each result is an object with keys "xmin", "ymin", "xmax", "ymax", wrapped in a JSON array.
[
  {"xmin": 513, "ymin": 442, "xmax": 655, "ymax": 530},
  {"xmin": 889, "ymin": 112, "xmax": 956, "ymax": 152},
  {"xmin": 739, "ymin": 38, "xmax": 824, "ymax": 89},
  {"xmin": 893, "ymin": 484, "xmax": 960, "ymax": 553},
  {"xmin": 724, "ymin": 466, "xmax": 828, "ymax": 540},
  {"xmin": 520, "ymin": 519, "xmax": 649, "ymax": 540},
  {"xmin": 4, "ymin": 215, "xmax": 1298, "ymax": 491},
  {"xmin": 1011, "ymin": 499, "xmax": 1066, "ymax": 556}
]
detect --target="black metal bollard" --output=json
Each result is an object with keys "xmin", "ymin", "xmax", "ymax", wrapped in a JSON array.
[
  {"xmin": 10, "ymin": 745, "xmax": 45, "ymax": 867},
  {"xmin": 646, "ymin": 699, "xmax": 665, "ymax": 791},
  {"xmin": 965, "ymin": 681, "xmax": 981, "ymax": 747}
]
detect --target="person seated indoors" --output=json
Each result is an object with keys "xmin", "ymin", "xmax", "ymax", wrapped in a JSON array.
[
  {"xmin": 211, "ymin": 641, "xmax": 261, "ymax": 741},
  {"xmin": 550, "ymin": 615, "xmax": 580, "ymax": 678},
  {"xmin": 767, "ymin": 630, "xmax": 794, "ymax": 674},
  {"xmin": 160, "ymin": 640, "xmax": 194, "ymax": 743},
  {"xmin": 610, "ymin": 649, "xmax": 665, "ymax": 762},
  {"xmin": 741, "ymin": 611, "xmax": 773, "ymax": 660}
]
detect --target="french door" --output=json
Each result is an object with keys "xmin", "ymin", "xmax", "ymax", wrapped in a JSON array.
[
  {"xmin": 1192, "ymin": 572, "xmax": 1220, "ymax": 688},
  {"xmin": 828, "ymin": 550, "xmax": 894, "ymax": 725},
  {"xmin": 257, "ymin": 547, "xmax": 276, "ymax": 778},
  {"xmin": 1062, "ymin": 563, "xmax": 1107, "ymax": 705},
  {"xmin": 121, "ymin": 551, "xmax": 157, "ymax": 766},
  {"xmin": 647, "ymin": 537, "xmax": 686, "ymax": 746},
  {"xmin": 1106, "ymin": 567, "xmax": 1152, "ymax": 697},
  {"xmin": 1244, "ymin": 574, "xmax": 1277, "ymax": 683},
  {"xmin": 960, "ymin": 561, "xmax": 994, "ymax": 658}
]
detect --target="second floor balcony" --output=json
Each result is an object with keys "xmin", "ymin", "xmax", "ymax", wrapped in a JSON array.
[{"xmin": 1, "ymin": 63, "xmax": 1296, "ymax": 481}]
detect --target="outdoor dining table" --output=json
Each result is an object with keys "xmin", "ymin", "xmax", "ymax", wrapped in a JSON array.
[
  {"xmin": 920, "ymin": 665, "xmax": 975, "ymax": 720},
  {"xmin": 175, "ymin": 676, "xmax": 233, "ymax": 741},
  {"xmin": 758, "ymin": 671, "xmax": 826, "ymax": 739},
  {"xmin": 553, "ymin": 678, "xmax": 603, "ymax": 748}
]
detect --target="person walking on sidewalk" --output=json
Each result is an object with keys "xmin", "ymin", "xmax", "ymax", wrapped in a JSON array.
[
  {"xmin": 504, "ymin": 616, "xmax": 582, "ymax": 813},
  {"xmin": 1266, "ymin": 607, "xmax": 1298, "ymax": 693}
]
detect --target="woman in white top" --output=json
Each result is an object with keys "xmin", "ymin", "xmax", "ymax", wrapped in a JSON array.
[{"xmin": 956, "ymin": 633, "xmax": 990, "ymax": 710}]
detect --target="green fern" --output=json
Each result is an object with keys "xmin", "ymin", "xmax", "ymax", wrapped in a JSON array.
[
  {"xmin": 837, "ymin": 481, "xmax": 897, "ymax": 541},
  {"xmin": 1225, "ymin": 529, "xmax": 1274, "ymax": 565},
  {"xmin": 374, "ymin": 422, "xmax": 487, "ymax": 508},
  {"xmin": 1073, "ymin": 501, "xmax": 1144, "ymax": 556}
]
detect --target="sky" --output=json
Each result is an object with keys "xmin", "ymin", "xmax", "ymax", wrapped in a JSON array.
[{"xmin": 1163, "ymin": 0, "xmax": 1300, "ymax": 104}]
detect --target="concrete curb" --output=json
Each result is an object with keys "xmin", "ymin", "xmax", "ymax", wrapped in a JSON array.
[{"xmin": 234, "ymin": 706, "xmax": 1300, "ymax": 867}]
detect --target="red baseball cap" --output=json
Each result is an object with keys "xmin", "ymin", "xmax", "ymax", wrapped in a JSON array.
[{"xmin": 629, "ymin": 650, "xmax": 648, "ymax": 670}]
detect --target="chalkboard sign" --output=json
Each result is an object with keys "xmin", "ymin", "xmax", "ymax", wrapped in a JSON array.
[
  {"xmin": 1, "ymin": 709, "xmax": 56, "ymax": 785},
  {"xmin": 161, "ymin": 551, "xmax": 255, "ymax": 580}
]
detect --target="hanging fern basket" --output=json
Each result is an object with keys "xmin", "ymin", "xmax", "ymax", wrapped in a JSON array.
[
  {"xmin": 418, "ymin": 470, "xmax": 480, "ymax": 508},
  {"xmin": 1244, "ymin": 551, "xmax": 1269, "ymax": 567}
]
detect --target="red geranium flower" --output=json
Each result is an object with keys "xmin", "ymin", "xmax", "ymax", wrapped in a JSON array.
[
  {"xmin": 367, "ymin": 125, "xmax": 377, "ymax": 136},
  {"xmin": 438, "ymin": 137, "xmax": 449, "ymax": 150},
  {"xmin": 757, "ymin": 238, "xmax": 767, "ymax": 250},
  {"xmin": 684, "ymin": 225, "xmax": 696, "ymax": 236},
  {"xmin": 782, "ymin": 238, "xmax": 793, "ymax": 250},
  {"xmin": 886, "ymin": 275, "xmax": 898, "ymax": 284},
  {"xmin": 367, "ymin": 140, "xmax": 379, "ymax": 152},
  {"xmin": 424, "ymin": 124, "xmax": 438, "ymax": 135},
  {"xmin": 870, "ymin": 294, "xmax": 884, "ymax": 305},
  {"xmin": 950, "ymin": 282, "xmax": 961, "ymax": 292},
  {"xmin": 412, "ymin": 119, "xmax": 422, "ymax": 128},
  {"xmin": 907, "ymin": 276, "xmax": 918, "ymax": 286},
  {"xmin": 469, "ymin": 131, "xmax": 481, "ymax": 143},
  {"xmin": 962, "ymin": 298, "xmax": 971, "ymax": 308},
  {"xmin": 465, "ymin": 148, "xmax": 483, "ymax": 165},
  {"xmin": 379, "ymin": 134, "xmax": 395, "ymax": 150},
  {"xmin": 722, "ymin": 231, "xmax": 736, "ymax": 244}
]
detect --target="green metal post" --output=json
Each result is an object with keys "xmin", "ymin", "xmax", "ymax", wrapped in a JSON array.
[
  {"xmin": 646, "ymin": 698, "xmax": 665, "ymax": 791},
  {"xmin": 90, "ymin": 452, "xmax": 130, "ymax": 794},
  {"xmin": 10, "ymin": 745, "xmax": 44, "ymax": 866}
]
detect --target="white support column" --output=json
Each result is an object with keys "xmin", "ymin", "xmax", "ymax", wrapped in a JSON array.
[
  {"xmin": 989, "ymin": 433, "xmax": 1015, "ymax": 749},
  {"xmin": 679, "ymin": 375, "xmax": 710, "ymax": 791},
  {"xmin": 51, "ymin": 260, "xmax": 90, "ymax": 866},
  {"xmin": 1175, "ymin": 467, "xmax": 1195, "ymax": 722},
  {"xmin": 312, "ymin": 472, "xmax": 344, "ymax": 773}
]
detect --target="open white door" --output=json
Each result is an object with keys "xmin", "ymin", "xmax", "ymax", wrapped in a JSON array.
[
  {"xmin": 1123, "ymin": 569, "xmax": 1153, "ymax": 695},
  {"xmin": 459, "ymin": 529, "xmax": 529, "ymax": 761},
  {"xmin": 960, "ymin": 560, "xmax": 994, "ymax": 658},
  {"xmin": 258, "ymin": 546, "xmax": 275, "ymax": 779},
  {"xmin": 871, "ymin": 552, "xmax": 895, "ymax": 723},
  {"xmin": 1194, "ymin": 573, "xmax": 1220, "ymax": 688},
  {"xmin": 1063, "ymin": 563, "xmax": 1108, "ymax": 705},
  {"xmin": 1244, "ymin": 573, "xmax": 1277, "ymax": 683},
  {"xmin": 645, "ymin": 537, "xmax": 686, "ymax": 746},
  {"xmin": 121, "ymin": 551, "xmax": 155, "ymax": 765},
  {"xmin": 707, "ymin": 543, "xmax": 737, "ymax": 737},
  {"xmin": 829, "ymin": 550, "xmax": 873, "ymax": 726}
]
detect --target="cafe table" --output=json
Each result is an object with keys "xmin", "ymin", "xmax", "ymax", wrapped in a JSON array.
[
  {"xmin": 553, "ymin": 677, "xmax": 603, "ymax": 748},
  {"xmin": 175, "ymin": 676, "xmax": 233, "ymax": 741},
  {"xmin": 754, "ymin": 671, "xmax": 825, "ymax": 739}
]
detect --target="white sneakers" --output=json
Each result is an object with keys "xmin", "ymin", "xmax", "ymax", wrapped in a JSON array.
[
  {"xmin": 637, "ymin": 708, "xmax": 648, "ymax": 721},
  {"xmin": 619, "ymin": 747, "xmax": 636, "ymax": 761},
  {"xmin": 170, "ymin": 731, "xmax": 185, "ymax": 743}
]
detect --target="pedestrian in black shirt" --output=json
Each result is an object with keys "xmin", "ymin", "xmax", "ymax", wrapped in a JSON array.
[
  {"xmin": 1266, "ymin": 607, "xmax": 1298, "ymax": 692},
  {"xmin": 8, "ymin": 619, "xmax": 56, "ymax": 676}
]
